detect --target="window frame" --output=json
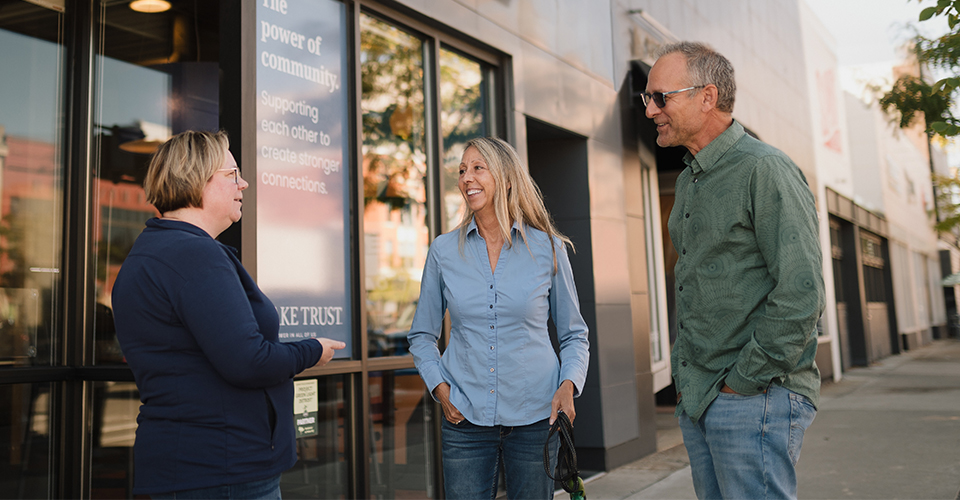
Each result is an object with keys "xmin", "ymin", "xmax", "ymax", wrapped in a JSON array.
[{"xmin": 352, "ymin": 1, "xmax": 507, "ymax": 371}]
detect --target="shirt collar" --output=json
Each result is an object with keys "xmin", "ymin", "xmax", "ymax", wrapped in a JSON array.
[
  {"xmin": 466, "ymin": 218, "xmax": 521, "ymax": 237},
  {"xmin": 683, "ymin": 119, "xmax": 745, "ymax": 175},
  {"xmin": 145, "ymin": 217, "xmax": 239, "ymax": 255},
  {"xmin": 146, "ymin": 217, "xmax": 209, "ymax": 237}
]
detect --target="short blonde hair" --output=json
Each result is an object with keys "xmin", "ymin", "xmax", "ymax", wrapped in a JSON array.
[
  {"xmin": 144, "ymin": 130, "xmax": 229, "ymax": 214},
  {"xmin": 457, "ymin": 137, "xmax": 573, "ymax": 271}
]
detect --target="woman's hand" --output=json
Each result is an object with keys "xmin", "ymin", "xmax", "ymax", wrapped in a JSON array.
[
  {"xmin": 315, "ymin": 338, "xmax": 346, "ymax": 366},
  {"xmin": 550, "ymin": 379, "xmax": 576, "ymax": 425},
  {"xmin": 433, "ymin": 382, "xmax": 465, "ymax": 424}
]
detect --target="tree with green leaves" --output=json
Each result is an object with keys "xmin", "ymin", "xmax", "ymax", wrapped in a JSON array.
[
  {"xmin": 879, "ymin": 0, "xmax": 960, "ymax": 137},
  {"xmin": 878, "ymin": 0, "xmax": 960, "ymax": 232}
]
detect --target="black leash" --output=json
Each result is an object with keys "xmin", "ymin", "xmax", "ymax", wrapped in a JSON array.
[{"xmin": 543, "ymin": 411, "xmax": 586, "ymax": 500}]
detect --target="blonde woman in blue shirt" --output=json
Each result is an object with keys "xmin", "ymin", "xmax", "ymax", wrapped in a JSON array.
[{"xmin": 408, "ymin": 137, "xmax": 590, "ymax": 500}]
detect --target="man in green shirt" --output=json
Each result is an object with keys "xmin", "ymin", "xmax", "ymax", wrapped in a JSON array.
[{"xmin": 643, "ymin": 41, "xmax": 825, "ymax": 500}]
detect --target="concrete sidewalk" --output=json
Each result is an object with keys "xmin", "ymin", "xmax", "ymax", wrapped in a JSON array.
[{"xmin": 566, "ymin": 339, "xmax": 960, "ymax": 500}]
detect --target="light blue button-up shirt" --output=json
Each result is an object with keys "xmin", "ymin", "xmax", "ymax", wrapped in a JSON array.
[{"xmin": 408, "ymin": 220, "xmax": 590, "ymax": 427}]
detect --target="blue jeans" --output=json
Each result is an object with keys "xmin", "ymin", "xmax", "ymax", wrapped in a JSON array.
[
  {"xmin": 441, "ymin": 418, "xmax": 559, "ymax": 500},
  {"xmin": 151, "ymin": 474, "xmax": 282, "ymax": 499},
  {"xmin": 678, "ymin": 384, "xmax": 816, "ymax": 500}
]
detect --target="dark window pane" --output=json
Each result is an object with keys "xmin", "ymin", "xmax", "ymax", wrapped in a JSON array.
[
  {"xmin": 0, "ymin": 382, "xmax": 54, "ymax": 498},
  {"xmin": 90, "ymin": 381, "xmax": 139, "ymax": 498},
  {"xmin": 92, "ymin": 0, "xmax": 219, "ymax": 365},
  {"xmin": 0, "ymin": 1, "xmax": 64, "ymax": 368},
  {"xmin": 282, "ymin": 375, "xmax": 349, "ymax": 499},
  {"xmin": 864, "ymin": 265, "xmax": 886, "ymax": 303},
  {"xmin": 369, "ymin": 370, "xmax": 437, "ymax": 499}
]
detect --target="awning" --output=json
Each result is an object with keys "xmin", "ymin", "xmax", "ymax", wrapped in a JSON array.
[{"xmin": 942, "ymin": 273, "xmax": 960, "ymax": 286}]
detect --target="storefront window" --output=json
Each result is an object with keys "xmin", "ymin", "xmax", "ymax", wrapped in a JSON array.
[
  {"xmin": 369, "ymin": 370, "xmax": 436, "ymax": 499},
  {"xmin": 360, "ymin": 14, "xmax": 428, "ymax": 358},
  {"xmin": 0, "ymin": 382, "xmax": 54, "ymax": 498},
  {"xmin": 0, "ymin": 1, "xmax": 64, "ymax": 370},
  {"xmin": 282, "ymin": 375, "xmax": 349, "ymax": 499},
  {"xmin": 89, "ymin": 381, "xmax": 139, "ymax": 498},
  {"xmin": 92, "ymin": 0, "xmax": 220, "ymax": 365},
  {"xmin": 439, "ymin": 47, "xmax": 488, "ymax": 231},
  {"xmin": 88, "ymin": 1, "xmax": 220, "ymax": 495}
]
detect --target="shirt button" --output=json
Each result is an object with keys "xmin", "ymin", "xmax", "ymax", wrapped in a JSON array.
[
  {"xmin": 490, "ymin": 346, "xmax": 495, "ymax": 350},
  {"xmin": 489, "ymin": 304, "xmax": 493, "ymax": 309},
  {"xmin": 685, "ymin": 213, "xmax": 690, "ymax": 218},
  {"xmin": 489, "ymin": 285, "xmax": 493, "ymax": 289},
  {"xmin": 682, "ymin": 249, "xmax": 686, "ymax": 255},
  {"xmin": 490, "ymin": 368, "xmax": 495, "ymax": 372},
  {"xmin": 490, "ymin": 389, "xmax": 495, "ymax": 394},
  {"xmin": 678, "ymin": 286, "xmax": 683, "ymax": 291},
  {"xmin": 489, "ymin": 325, "xmax": 494, "ymax": 329},
  {"xmin": 679, "ymin": 323, "xmax": 684, "ymax": 329},
  {"xmin": 693, "ymin": 178, "xmax": 698, "ymax": 183},
  {"xmin": 682, "ymin": 361, "xmax": 687, "ymax": 367}
]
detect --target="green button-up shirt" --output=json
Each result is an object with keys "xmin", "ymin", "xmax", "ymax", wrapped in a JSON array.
[{"xmin": 669, "ymin": 120, "xmax": 825, "ymax": 423}]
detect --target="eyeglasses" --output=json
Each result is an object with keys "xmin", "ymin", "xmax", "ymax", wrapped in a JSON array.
[
  {"xmin": 641, "ymin": 86, "xmax": 704, "ymax": 108},
  {"xmin": 217, "ymin": 167, "xmax": 240, "ymax": 185}
]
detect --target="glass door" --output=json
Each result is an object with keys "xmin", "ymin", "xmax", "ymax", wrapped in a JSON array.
[{"xmin": 0, "ymin": 1, "xmax": 66, "ymax": 497}]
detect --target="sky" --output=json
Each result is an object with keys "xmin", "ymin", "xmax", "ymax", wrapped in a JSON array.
[
  {"xmin": 804, "ymin": 0, "xmax": 960, "ymax": 160},
  {"xmin": 805, "ymin": 0, "xmax": 950, "ymax": 67}
]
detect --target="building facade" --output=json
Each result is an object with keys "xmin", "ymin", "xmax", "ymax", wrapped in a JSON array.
[{"xmin": 0, "ymin": 0, "xmax": 952, "ymax": 498}]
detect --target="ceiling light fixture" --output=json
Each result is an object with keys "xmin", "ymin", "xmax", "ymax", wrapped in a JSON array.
[{"xmin": 129, "ymin": 0, "xmax": 171, "ymax": 13}]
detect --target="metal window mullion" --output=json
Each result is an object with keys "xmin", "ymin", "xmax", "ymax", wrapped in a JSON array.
[
  {"xmin": 422, "ymin": 33, "xmax": 447, "ymax": 500},
  {"xmin": 348, "ymin": 3, "xmax": 370, "ymax": 499},
  {"xmin": 424, "ymin": 36, "xmax": 442, "ymax": 239},
  {"xmin": 60, "ymin": 0, "xmax": 99, "ymax": 498},
  {"xmin": 483, "ymin": 64, "xmax": 499, "ymax": 138}
]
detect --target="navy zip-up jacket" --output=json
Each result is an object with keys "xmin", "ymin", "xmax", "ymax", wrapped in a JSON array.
[{"xmin": 113, "ymin": 218, "xmax": 324, "ymax": 495}]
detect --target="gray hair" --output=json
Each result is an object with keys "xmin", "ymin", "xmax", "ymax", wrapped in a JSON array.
[{"xmin": 656, "ymin": 41, "xmax": 736, "ymax": 113}]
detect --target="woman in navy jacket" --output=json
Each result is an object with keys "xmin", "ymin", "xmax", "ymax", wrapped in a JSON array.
[{"xmin": 113, "ymin": 130, "xmax": 345, "ymax": 499}]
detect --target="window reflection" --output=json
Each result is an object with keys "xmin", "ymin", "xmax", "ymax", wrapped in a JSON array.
[
  {"xmin": 0, "ymin": 3, "xmax": 64, "ymax": 369},
  {"xmin": 92, "ymin": 0, "xmax": 220, "ymax": 365},
  {"xmin": 439, "ymin": 48, "xmax": 488, "ymax": 231},
  {"xmin": 89, "ymin": 1, "xmax": 220, "ymax": 496},
  {"xmin": 369, "ymin": 370, "xmax": 436, "ymax": 499},
  {"xmin": 89, "ymin": 381, "xmax": 139, "ymax": 498},
  {"xmin": 282, "ymin": 375, "xmax": 349, "ymax": 499},
  {"xmin": 361, "ymin": 14, "xmax": 428, "ymax": 358}
]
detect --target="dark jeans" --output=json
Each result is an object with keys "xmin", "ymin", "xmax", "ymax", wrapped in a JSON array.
[
  {"xmin": 151, "ymin": 473, "xmax": 282, "ymax": 500},
  {"xmin": 441, "ymin": 417, "xmax": 558, "ymax": 500}
]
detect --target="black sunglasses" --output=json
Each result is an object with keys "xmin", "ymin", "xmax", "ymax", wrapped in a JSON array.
[{"xmin": 641, "ymin": 85, "xmax": 704, "ymax": 108}]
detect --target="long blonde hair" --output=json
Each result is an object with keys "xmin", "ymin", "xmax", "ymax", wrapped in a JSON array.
[{"xmin": 456, "ymin": 137, "xmax": 573, "ymax": 272}]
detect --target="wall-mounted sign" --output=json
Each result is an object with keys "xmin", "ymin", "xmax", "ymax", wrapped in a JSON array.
[{"xmin": 256, "ymin": 0, "xmax": 351, "ymax": 356}]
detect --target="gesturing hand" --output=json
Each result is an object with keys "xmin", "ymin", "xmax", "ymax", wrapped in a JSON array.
[{"xmin": 315, "ymin": 338, "xmax": 346, "ymax": 366}]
